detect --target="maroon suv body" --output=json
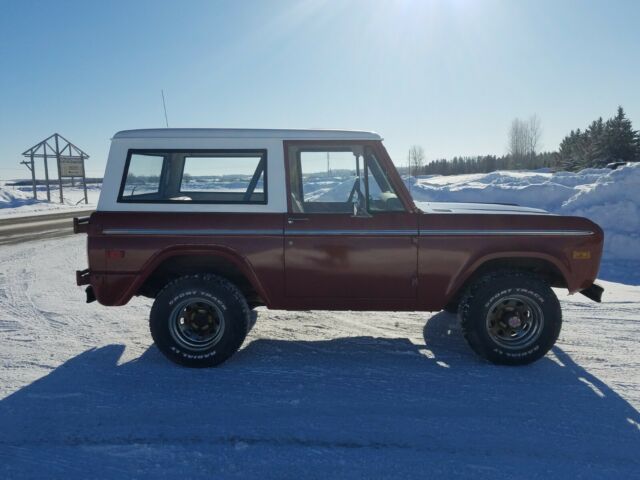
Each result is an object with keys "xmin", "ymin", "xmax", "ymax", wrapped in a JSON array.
[{"xmin": 75, "ymin": 129, "xmax": 603, "ymax": 367}]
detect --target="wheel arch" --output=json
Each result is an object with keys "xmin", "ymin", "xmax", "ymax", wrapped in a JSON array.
[
  {"xmin": 445, "ymin": 252, "xmax": 570, "ymax": 306},
  {"xmin": 123, "ymin": 246, "xmax": 270, "ymax": 307}
]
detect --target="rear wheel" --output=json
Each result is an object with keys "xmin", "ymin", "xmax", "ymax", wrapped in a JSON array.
[
  {"xmin": 459, "ymin": 271, "xmax": 561, "ymax": 365},
  {"xmin": 150, "ymin": 274, "xmax": 250, "ymax": 367}
]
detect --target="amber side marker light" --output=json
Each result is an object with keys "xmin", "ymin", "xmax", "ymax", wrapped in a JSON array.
[{"xmin": 573, "ymin": 251, "xmax": 591, "ymax": 260}]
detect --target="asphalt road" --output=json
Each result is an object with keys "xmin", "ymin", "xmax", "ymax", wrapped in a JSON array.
[{"xmin": 0, "ymin": 210, "xmax": 94, "ymax": 246}]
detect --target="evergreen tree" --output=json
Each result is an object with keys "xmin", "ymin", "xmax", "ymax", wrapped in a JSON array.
[
  {"xmin": 419, "ymin": 106, "xmax": 637, "ymax": 175},
  {"xmin": 557, "ymin": 106, "xmax": 639, "ymax": 170},
  {"xmin": 601, "ymin": 106, "xmax": 638, "ymax": 163},
  {"xmin": 585, "ymin": 117, "xmax": 606, "ymax": 166}
]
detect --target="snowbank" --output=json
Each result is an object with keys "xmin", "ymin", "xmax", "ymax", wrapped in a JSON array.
[
  {"xmin": 408, "ymin": 164, "xmax": 640, "ymax": 269},
  {"xmin": 406, "ymin": 168, "xmax": 611, "ymax": 211},
  {"xmin": 0, "ymin": 184, "xmax": 36, "ymax": 208},
  {"xmin": 561, "ymin": 165, "xmax": 640, "ymax": 260},
  {"xmin": 0, "ymin": 182, "xmax": 99, "ymax": 217}
]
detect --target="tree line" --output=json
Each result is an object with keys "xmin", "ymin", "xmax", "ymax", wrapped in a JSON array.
[{"xmin": 408, "ymin": 106, "xmax": 640, "ymax": 176}]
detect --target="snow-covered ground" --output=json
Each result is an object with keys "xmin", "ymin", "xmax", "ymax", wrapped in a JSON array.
[
  {"xmin": 0, "ymin": 236, "xmax": 638, "ymax": 478},
  {"xmin": 0, "ymin": 181, "xmax": 99, "ymax": 218}
]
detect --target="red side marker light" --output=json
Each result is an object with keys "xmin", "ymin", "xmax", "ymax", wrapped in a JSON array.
[{"xmin": 106, "ymin": 250, "xmax": 125, "ymax": 259}]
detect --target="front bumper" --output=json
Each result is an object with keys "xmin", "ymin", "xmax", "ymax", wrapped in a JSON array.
[
  {"xmin": 580, "ymin": 283, "xmax": 604, "ymax": 303},
  {"xmin": 85, "ymin": 286, "xmax": 96, "ymax": 303}
]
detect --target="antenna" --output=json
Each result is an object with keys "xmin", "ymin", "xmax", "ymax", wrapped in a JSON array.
[{"xmin": 161, "ymin": 89, "xmax": 169, "ymax": 128}]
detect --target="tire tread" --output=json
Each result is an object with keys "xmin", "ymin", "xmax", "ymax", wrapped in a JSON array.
[
  {"xmin": 150, "ymin": 274, "xmax": 250, "ymax": 367},
  {"xmin": 458, "ymin": 269, "xmax": 562, "ymax": 365}
]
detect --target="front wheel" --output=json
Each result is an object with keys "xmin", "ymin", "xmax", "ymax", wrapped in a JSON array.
[
  {"xmin": 150, "ymin": 274, "xmax": 250, "ymax": 367},
  {"xmin": 459, "ymin": 271, "xmax": 562, "ymax": 365}
]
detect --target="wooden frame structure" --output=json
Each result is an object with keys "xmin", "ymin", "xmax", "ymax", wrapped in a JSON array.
[{"xmin": 21, "ymin": 133, "xmax": 89, "ymax": 204}]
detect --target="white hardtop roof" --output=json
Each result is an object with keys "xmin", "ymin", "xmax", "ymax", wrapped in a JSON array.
[{"xmin": 113, "ymin": 128, "xmax": 382, "ymax": 141}]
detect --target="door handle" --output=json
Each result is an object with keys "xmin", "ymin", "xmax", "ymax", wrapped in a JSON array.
[{"xmin": 287, "ymin": 217, "xmax": 309, "ymax": 224}]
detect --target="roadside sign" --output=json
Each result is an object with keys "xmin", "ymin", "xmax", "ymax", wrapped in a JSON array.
[
  {"xmin": 22, "ymin": 134, "xmax": 90, "ymax": 205},
  {"xmin": 59, "ymin": 157, "xmax": 85, "ymax": 177}
]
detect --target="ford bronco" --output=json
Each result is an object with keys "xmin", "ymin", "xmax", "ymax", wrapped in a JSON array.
[{"xmin": 74, "ymin": 129, "xmax": 604, "ymax": 367}]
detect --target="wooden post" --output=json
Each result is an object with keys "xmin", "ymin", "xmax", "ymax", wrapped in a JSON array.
[
  {"xmin": 54, "ymin": 134, "xmax": 64, "ymax": 203},
  {"xmin": 43, "ymin": 142, "xmax": 51, "ymax": 202},
  {"xmin": 81, "ymin": 157, "xmax": 88, "ymax": 204},
  {"xmin": 30, "ymin": 152, "xmax": 37, "ymax": 200}
]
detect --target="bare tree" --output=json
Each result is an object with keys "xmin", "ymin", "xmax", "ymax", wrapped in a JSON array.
[
  {"xmin": 508, "ymin": 115, "xmax": 542, "ymax": 168},
  {"xmin": 508, "ymin": 119, "xmax": 527, "ymax": 158},
  {"xmin": 527, "ymin": 114, "xmax": 542, "ymax": 156},
  {"xmin": 408, "ymin": 145, "xmax": 425, "ymax": 176}
]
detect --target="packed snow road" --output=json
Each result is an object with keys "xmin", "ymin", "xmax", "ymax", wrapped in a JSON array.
[
  {"xmin": 0, "ymin": 236, "xmax": 638, "ymax": 479},
  {"xmin": 0, "ymin": 209, "xmax": 93, "ymax": 246}
]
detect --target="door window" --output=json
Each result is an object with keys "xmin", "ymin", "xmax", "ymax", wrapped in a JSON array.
[
  {"xmin": 293, "ymin": 149, "xmax": 359, "ymax": 213},
  {"xmin": 287, "ymin": 144, "xmax": 403, "ymax": 213}
]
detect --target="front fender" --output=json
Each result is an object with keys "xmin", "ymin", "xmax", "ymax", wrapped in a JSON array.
[{"xmin": 443, "ymin": 251, "xmax": 572, "ymax": 306}]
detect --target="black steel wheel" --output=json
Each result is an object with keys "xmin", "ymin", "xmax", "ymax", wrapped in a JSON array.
[
  {"xmin": 459, "ymin": 271, "xmax": 561, "ymax": 365},
  {"xmin": 150, "ymin": 274, "xmax": 249, "ymax": 367}
]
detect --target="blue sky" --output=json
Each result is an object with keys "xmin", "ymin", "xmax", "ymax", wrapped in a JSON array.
[{"xmin": 1, "ymin": 0, "xmax": 639, "ymax": 178}]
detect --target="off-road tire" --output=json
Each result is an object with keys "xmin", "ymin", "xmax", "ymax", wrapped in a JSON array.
[
  {"xmin": 150, "ymin": 274, "xmax": 250, "ymax": 368},
  {"xmin": 459, "ymin": 270, "xmax": 562, "ymax": 366},
  {"xmin": 443, "ymin": 301, "xmax": 459, "ymax": 315}
]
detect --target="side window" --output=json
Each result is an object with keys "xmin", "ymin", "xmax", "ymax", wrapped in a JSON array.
[
  {"xmin": 121, "ymin": 153, "xmax": 165, "ymax": 198},
  {"xmin": 119, "ymin": 150, "xmax": 267, "ymax": 203},
  {"xmin": 180, "ymin": 154, "xmax": 265, "ymax": 202},
  {"xmin": 287, "ymin": 144, "xmax": 404, "ymax": 213},
  {"xmin": 296, "ymin": 150, "xmax": 359, "ymax": 213}
]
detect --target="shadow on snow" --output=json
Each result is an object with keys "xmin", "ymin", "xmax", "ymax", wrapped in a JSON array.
[{"xmin": 0, "ymin": 312, "xmax": 638, "ymax": 478}]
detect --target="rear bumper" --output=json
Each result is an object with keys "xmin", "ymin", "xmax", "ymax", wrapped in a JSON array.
[
  {"xmin": 76, "ymin": 269, "xmax": 96, "ymax": 303},
  {"xmin": 75, "ymin": 268, "xmax": 138, "ymax": 306},
  {"xmin": 76, "ymin": 268, "xmax": 91, "ymax": 286},
  {"xmin": 73, "ymin": 216, "xmax": 90, "ymax": 234}
]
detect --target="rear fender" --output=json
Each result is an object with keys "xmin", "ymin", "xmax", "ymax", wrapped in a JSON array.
[{"xmin": 117, "ymin": 245, "xmax": 269, "ymax": 306}]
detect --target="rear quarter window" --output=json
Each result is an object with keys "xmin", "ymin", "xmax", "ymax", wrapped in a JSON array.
[
  {"xmin": 121, "ymin": 153, "xmax": 165, "ymax": 197},
  {"xmin": 118, "ymin": 149, "xmax": 267, "ymax": 204}
]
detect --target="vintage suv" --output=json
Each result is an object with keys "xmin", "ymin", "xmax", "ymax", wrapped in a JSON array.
[{"xmin": 74, "ymin": 129, "xmax": 604, "ymax": 368}]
